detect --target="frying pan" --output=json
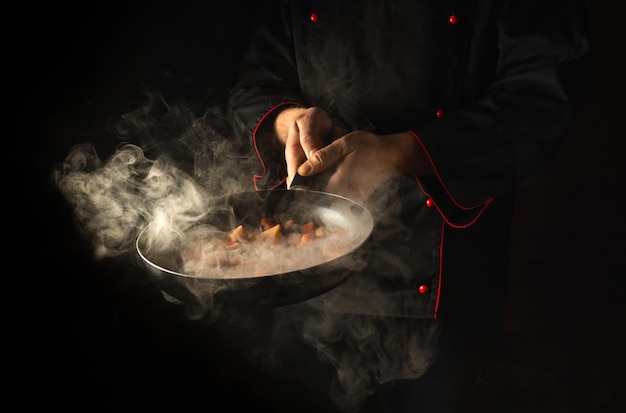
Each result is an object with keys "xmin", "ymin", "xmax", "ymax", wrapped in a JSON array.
[{"xmin": 136, "ymin": 189, "xmax": 373, "ymax": 314}]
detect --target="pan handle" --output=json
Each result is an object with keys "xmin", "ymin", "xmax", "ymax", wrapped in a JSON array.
[{"xmin": 289, "ymin": 172, "xmax": 314, "ymax": 190}]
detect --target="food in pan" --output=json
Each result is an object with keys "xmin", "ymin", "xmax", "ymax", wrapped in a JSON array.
[{"xmin": 180, "ymin": 216, "xmax": 350, "ymax": 278}]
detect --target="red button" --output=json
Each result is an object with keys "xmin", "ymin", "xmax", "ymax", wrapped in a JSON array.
[
  {"xmin": 418, "ymin": 284, "xmax": 429, "ymax": 294},
  {"xmin": 449, "ymin": 14, "xmax": 458, "ymax": 24},
  {"xmin": 436, "ymin": 109, "xmax": 444, "ymax": 118},
  {"xmin": 425, "ymin": 198, "xmax": 434, "ymax": 208},
  {"xmin": 310, "ymin": 13, "xmax": 319, "ymax": 23}
]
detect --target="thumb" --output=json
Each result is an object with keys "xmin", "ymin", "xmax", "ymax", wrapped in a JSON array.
[{"xmin": 297, "ymin": 139, "xmax": 346, "ymax": 176}]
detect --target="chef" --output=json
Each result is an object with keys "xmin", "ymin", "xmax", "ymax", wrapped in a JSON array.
[{"xmin": 227, "ymin": 1, "xmax": 590, "ymax": 411}]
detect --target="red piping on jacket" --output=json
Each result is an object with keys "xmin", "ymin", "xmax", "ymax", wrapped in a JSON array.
[
  {"xmin": 251, "ymin": 102, "xmax": 304, "ymax": 191},
  {"xmin": 409, "ymin": 128, "xmax": 492, "ymax": 319},
  {"xmin": 409, "ymin": 131, "xmax": 493, "ymax": 229},
  {"xmin": 434, "ymin": 220, "xmax": 446, "ymax": 319}
]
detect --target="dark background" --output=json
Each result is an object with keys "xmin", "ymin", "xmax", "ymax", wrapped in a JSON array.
[{"xmin": 9, "ymin": 0, "xmax": 625, "ymax": 411}]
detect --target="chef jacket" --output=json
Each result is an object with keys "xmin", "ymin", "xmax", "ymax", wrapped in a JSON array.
[{"xmin": 227, "ymin": 0, "xmax": 589, "ymax": 322}]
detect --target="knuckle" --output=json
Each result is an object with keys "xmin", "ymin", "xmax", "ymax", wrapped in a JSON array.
[{"xmin": 310, "ymin": 150, "xmax": 326, "ymax": 164}]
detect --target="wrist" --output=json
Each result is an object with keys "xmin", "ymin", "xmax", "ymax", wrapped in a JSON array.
[{"xmin": 388, "ymin": 132, "xmax": 434, "ymax": 176}]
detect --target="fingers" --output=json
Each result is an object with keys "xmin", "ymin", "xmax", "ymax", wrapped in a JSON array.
[
  {"xmin": 298, "ymin": 138, "xmax": 347, "ymax": 176},
  {"xmin": 284, "ymin": 107, "xmax": 346, "ymax": 186},
  {"xmin": 296, "ymin": 111, "xmax": 326, "ymax": 159},
  {"xmin": 285, "ymin": 122, "xmax": 306, "ymax": 186},
  {"xmin": 285, "ymin": 108, "xmax": 332, "ymax": 175}
]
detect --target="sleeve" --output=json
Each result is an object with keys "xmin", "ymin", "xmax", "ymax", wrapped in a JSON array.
[
  {"xmin": 411, "ymin": 0, "xmax": 589, "ymax": 218},
  {"xmin": 227, "ymin": 1, "xmax": 303, "ymax": 190}
]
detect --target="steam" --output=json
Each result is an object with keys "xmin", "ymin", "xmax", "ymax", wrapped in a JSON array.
[
  {"xmin": 51, "ymin": 92, "xmax": 260, "ymax": 320},
  {"xmin": 52, "ymin": 142, "xmax": 208, "ymax": 259},
  {"xmin": 53, "ymin": 91, "xmax": 252, "ymax": 250}
]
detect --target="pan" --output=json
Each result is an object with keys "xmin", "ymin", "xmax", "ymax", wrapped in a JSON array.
[{"xmin": 136, "ymin": 188, "xmax": 373, "ymax": 314}]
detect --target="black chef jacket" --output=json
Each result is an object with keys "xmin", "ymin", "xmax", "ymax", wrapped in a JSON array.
[{"xmin": 227, "ymin": 0, "xmax": 589, "ymax": 322}]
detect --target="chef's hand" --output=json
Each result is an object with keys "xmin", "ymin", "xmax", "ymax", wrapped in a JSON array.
[
  {"xmin": 297, "ymin": 130, "xmax": 434, "ymax": 203},
  {"xmin": 274, "ymin": 106, "xmax": 344, "ymax": 187}
]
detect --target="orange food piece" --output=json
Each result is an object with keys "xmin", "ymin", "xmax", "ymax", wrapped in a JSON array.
[
  {"xmin": 260, "ymin": 223, "xmax": 282, "ymax": 241},
  {"xmin": 299, "ymin": 232, "xmax": 315, "ymax": 245},
  {"xmin": 301, "ymin": 222, "xmax": 316, "ymax": 234},
  {"xmin": 227, "ymin": 224, "xmax": 248, "ymax": 244}
]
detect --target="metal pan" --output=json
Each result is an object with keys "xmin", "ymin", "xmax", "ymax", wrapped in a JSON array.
[{"xmin": 136, "ymin": 189, "xmax": 373, "ymax": 314}]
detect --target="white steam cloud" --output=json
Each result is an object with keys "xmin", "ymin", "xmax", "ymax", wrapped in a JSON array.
[{"xmin": 51, "ymin": 95, "xmax": 258, "ymax": 318}]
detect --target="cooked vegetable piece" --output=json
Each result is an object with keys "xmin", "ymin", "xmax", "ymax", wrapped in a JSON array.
[
  {"xmin": 301, "ymin": 222, "xmax": 315, "ymax": 234},
  {"xmin": 260, "ymin": 223, "xmax": 282, "ymax": 241},
  {"xmin": 299, "ymin": 231, "xmax": 315, "ymax": 245},
  {"xmin": 227, "ymin": 224, "xmax": 248, "ymax": 245}
]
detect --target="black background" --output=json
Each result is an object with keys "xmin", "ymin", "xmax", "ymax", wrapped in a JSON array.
[{"xmin": 9, "ymin": 0, "xmax": 626, "ymax": 411}]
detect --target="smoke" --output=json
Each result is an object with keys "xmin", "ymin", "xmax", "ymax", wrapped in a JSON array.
[{"xmin": 268, "ymin": 301, "xmax": 441, "ymax": 411}]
